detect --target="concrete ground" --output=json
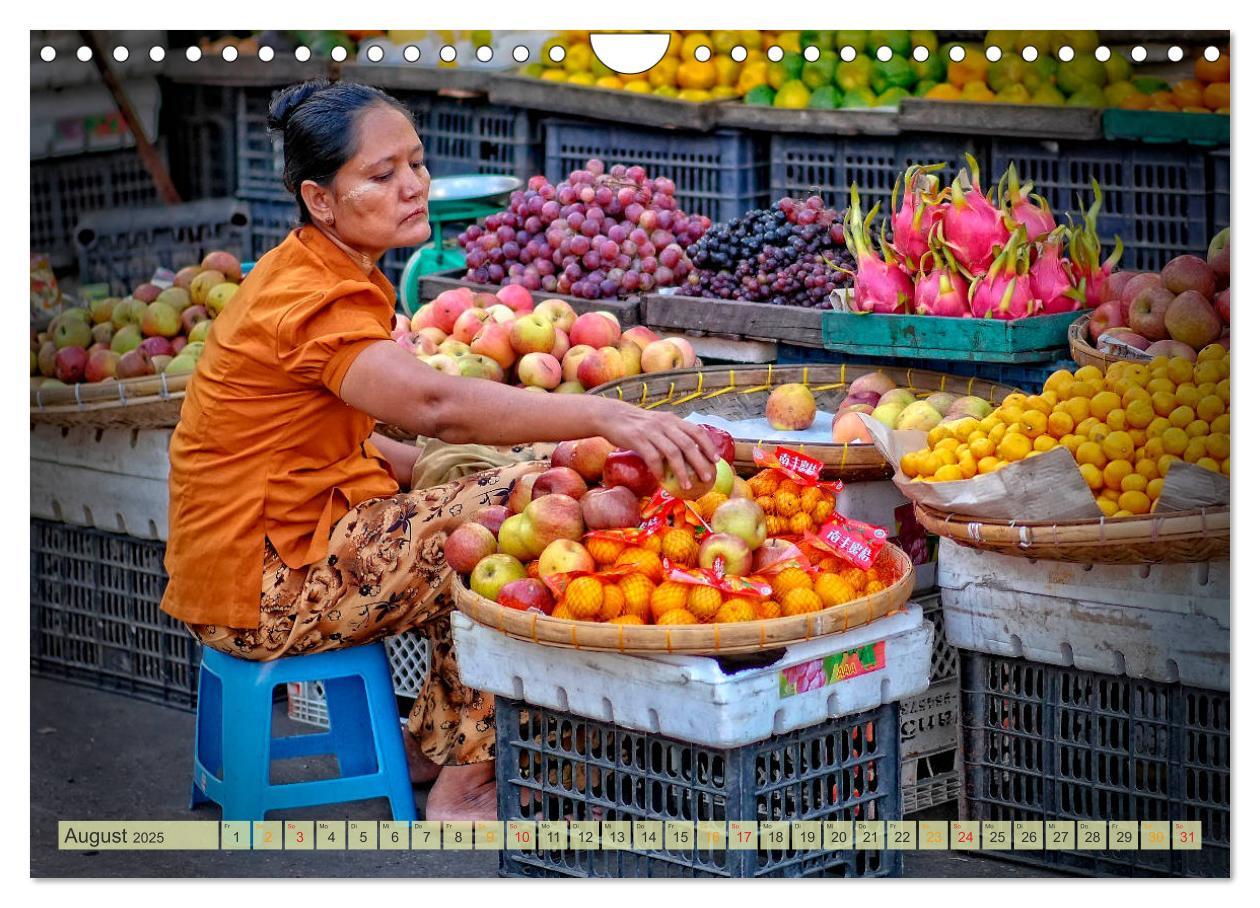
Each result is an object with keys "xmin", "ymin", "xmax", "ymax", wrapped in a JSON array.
[{"xmin": 31, "ymin": 677, "xmax": 1056, "ymax": 879}]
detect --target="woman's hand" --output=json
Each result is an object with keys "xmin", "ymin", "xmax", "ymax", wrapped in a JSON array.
[{"xmin": 593, "ymin": 404, "xmax": 720, "ymax": 492}]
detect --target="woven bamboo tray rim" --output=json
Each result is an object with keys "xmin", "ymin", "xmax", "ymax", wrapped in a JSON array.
[
  {"xmin": 915, "ymin": 502, "xmax": 1229, "ymax": 564},
  {"xmin": 1068, "ymin": 314, "xmax": 1126, "ymax": 371},
  {"xmin": 30, "ymin": 374, "xmax": 189, "ymax": 429},
  {"xmin": 589, "ymin": 364, "xmax": 1021, "ymax": 481},
  {"xmin": 451, "ymin": 546, "xmax": 914, "ymax": 655}
]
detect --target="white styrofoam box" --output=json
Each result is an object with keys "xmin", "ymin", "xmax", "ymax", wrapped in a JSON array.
[
  {"xmin": 452, "ymin": 606, "xmax": 932, "ymax": 748},
  {"xmin": 31, "ymin": 79, "xmax": 162, "ymax": 159},
  {"xmin": 30, "ymin": 424, "xmax": 172, "ymax": 540},
  {"xmin": 938, "ymin": 539, "xmax": 1229, "ymax": 691}
]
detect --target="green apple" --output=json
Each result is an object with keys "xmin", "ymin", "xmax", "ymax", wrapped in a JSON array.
[{"xmin": 469, "ymin": 554, "xmax": 527, "ymax": 601}]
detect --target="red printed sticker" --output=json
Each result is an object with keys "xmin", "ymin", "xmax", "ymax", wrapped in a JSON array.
[
  {"xmin": 810, "ymin": 518, "xmax": 889, "ymax": 570},
  {"xmin": 664, "ymin": 561, "xmax": 773, "ymax": 598},
  {"xmin": 753, "ymin": 446, "xmax": 844, "ymax": 494}
]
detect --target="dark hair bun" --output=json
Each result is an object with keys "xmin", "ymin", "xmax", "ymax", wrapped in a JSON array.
[{"xmin": 267, "ymin": 80, "xmax": 331, "ymax": 132}]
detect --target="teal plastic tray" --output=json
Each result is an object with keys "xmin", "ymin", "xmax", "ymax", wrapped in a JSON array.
[
  {"xmin": 1102, "ymin": 109, "xmax": 1230, "ymax": 147},
  {"xmin": 821, "ymin": 309, "xmax": 1078, "ymax": 364}
]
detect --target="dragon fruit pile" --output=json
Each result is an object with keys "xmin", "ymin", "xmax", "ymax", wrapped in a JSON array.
[{"xmin": 839, "ymin": 156, "xmax": 1122, "ymax": 320}]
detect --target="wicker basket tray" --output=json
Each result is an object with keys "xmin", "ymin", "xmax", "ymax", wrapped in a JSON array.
[
  {"xmin": 1068, "ymin": 314, "xmax": 1139, "ymax": 371},
  {"xmin": 589, "ymin": 363, "xmax": 1021, "ymax": 482},
  {"xmin": 30, "ymin": 374, "xmax": 189, "ymax": 429},
  {"xmin": 452, "ymin": 545, "xmax": 914, "ymax": 655},
  {"xmin": 914, "ymin": 502, "xmax": 1229, "ymax": 565}
]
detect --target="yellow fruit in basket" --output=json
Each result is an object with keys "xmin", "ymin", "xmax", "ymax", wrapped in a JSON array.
[
  {"xmin": 1121, "ymin": 385, "xmax": 1150, "ymax": 407},
  {"xmin": 812, "ymin": 499, "xmax": 835, "ymax": 524},
  {"xmin": 1157, "ymin": 454, "xmax": 1179, "ymax": 477},
  {"xmin": 1186, "ymin": 419, "xmax": 1209, "ymax": 439},
  {"xmin": 1124, "ymin": 399, "xmax": 1154, "ymax": 429},
  {"xmin": 1221, "ymin": 458, "xmax": 1230, "ymax": 476},
  {"xmin": 568, "ymin": 72, "xmax": 597, "ymax": 86},
  {"xmin": 774, "ymin": 490, "xmax": 801, "ymax": 517},
  {"xmin": 978, "ymin": 414, "xmax": 1001, "ymax": 433},
  {"xmin": 1113, "ymin": 510, "xmax": 1134, "ymax": 518},
  {"xmin": 1102, "ymin": 460, "xmax": 1133, "ymax": 491},
  {"xmin": 596, "ymin": 76, "xmax": 625, "ymax": 90},
  {"xmin": 1032, "ymin": 435, "xmax": 1058, "ymax": 453},
  {"xmin": 1184, "ymin": 438, "xmax": 1208, "ymax": 464},
  {"xmin": 977, "ymin": 456, "xmax": 1002, "ymax": 474},
  {"xmin": 661, "ymin": 528, "xmax": 700, "ymax": 566},
  {"xmin": 623, "ymin": 79, "xmax": 652, "ymax": 93},
  {"xmin": 1059, "ymin": 434, "xmax": 1084, "ymax": 456},
  {"xmin": 687, "ymin": 585, "xmax": 723, "ymax": 621},
  {"xmin": 1099, "ymin": 488, "xmax": 1121, "ymax": 503},
  {"xmin": 1118, "ymin": 490, "xmax": 1152, "ymax": 514},
  {"xmin": 1079, "ymin": 463, "xmax": 1104, "ymax": 491},
  {"xmin": 1020, "ymin": 410, "xmax": 1048, "ymax": 437},
  {"xmin": 587, "ymin": 537, "xmax": 625, "ymax": 566},
  {"xmin": 1002, "ymin": 392, "xmax": 1028, "ymax": 408},
  {"xmin": 788, "ymin": 512, "xmax": 814, "ymax": 535},
  {"xmin": 1105, "ymin": 409, "xmax": 1128, "ymax": 432},
  {"xmin": 772, "ymin": 567, "xmax": 814, "ymax": 600},
  {"xmin": 936, "ymin": 436, "xmax": 961, "ymax": 453},
  {"xmin": 657, "ymin": 609, "xmax": 699, "ymax": 625},
  {"xmin": 1175, "ymin": 385, "xmax": 1202, "ymax": 412},
  {"xmin": 754, "ymin": 599, "xmax": 782, "ymax": 620},
  {"xmin": 777, "ymin": 480, "xmax": 801, "ymax": 497},
  {"xmin": 935, "ymin": 447, "xmax": 958, "ymax": 467},
  {"xmin": 967, "ymin": 437, "xmax": 995, "ymax": 460},
  {"xmin": 600, "ymin": 584, "xmax": 626, "ymax": 621},
  {"xmin": 748, "ymin": 472, "xmax": 776, "ymax": 498},
  {"xmin": 564, "ymin": 577, "xmax": 606, "ymax": 620},
  {"xmin": 782, "ymin": 587, "xmax": 824, "ymax": 616},
  {"xmin": 995, "ymin": 405, "xmax": 1021, "ymax": 426},
  {"xmin": 1026, "ymin": 395, "xmax": 1054, "ymax": 415},
  {"xmin": 1061, "ymin": 397, "xmax": 1090, "ymax": 426},
  {"xmin": 715, "ymin": 598, "xmax": 758, "ymax": 623},
  {"xmin": 1218, "ymin": 379, "xmax": 1230, "ymax": 405},
  {"xmin": 1162, "ymin": 428, "xmax": 1189, "ymax": 457},
  {"xmin": 1075, "ymin": 441, "xmax": 1106, "ymax": 469},
  {"xmin": 933, "ymin": 464, "xmax": 963, "ymax": 482},
  {"xmin": 1097, "ymin": 498, "xmax": 1119, "ymax": 517},
  {"xmin": 616, "ymin": 547, "xmax": 663, "ymax": 582},
  {"xmin": 1205, "ymin": 433, "xmax": 1229, "ymax": 460},
  {"xmin": 987, "ymin": 423, "xmax": 1007, "ymax": 446},
  {"xmin": 1085, "ymin": 423, "xmax": 1109, "ymax": 445},
  {"xmin": 1145, "ymin": 437, "xmax": 1165, "ymax": 459},
  {"xmin": 1044, "ymin": 369, "xmax": 1075, "ymax": 396},
  {"xmin": 1101, "ymin": 431, "xmax": 1134, "ymax": 462},
  {"xmin": 756, "ymin": 494, "xmax": 777, "ymax": 514},
  {"xmin": 651, "ymin": 582, "xmax": 692, "ymax": 620},
  {"xmin": 1120, "ymin": 472, "xmax": 1148, "ymax": 494},
  {"xmin": 927, "ymin": 425, "xmax": 948, "ymax": 447},
  {"xmin": 1194, "ymin": 360, "xmax": 1223, "ymax": 384},
  {"xmin": 815, "ymin": 573, "xmax": 857, "ymax": 607},
  {"xmin": 800, "ymin": 486, "xmax": 824, "ymax": 512},
  {"xmin": 694, "ymin": 490, "xmax": 727, "ymax": 521},
  {"xmin": 1046, "ymin": 411, "xmax": 1074, "ymax": 438},
  {"xmin": 766, "ymin": 515, "xmax": 787, "ymax": 535},
  {"xmin": 1075, "ymin": 365, "xmax": 1103, "ymax": 383},
  {"xmin": 998, "ymin": 433, "xmax": 1032, "ymax": 462},
  {"xmin": 642, "ymin": 534, "xmax": 663, "ymax": 555},
  {"xmin": 647, "ymin": 58, "xmax": 681, "ymax": 88},
  {"xmin": 1148, "ymin": 377, "xmax": 1175, "ymax": 396},
  {"xmin": 1167, "ymin": 357, "xmax": 1195, "ymax": 385},
  {"xmin": 1147, "ymin": 477, "xmax": 1165, "ymax": 499},
  {"xmin": 619, "ymin": 574, "xmax": 655, "ymax": 620},
  {"xmin": 1210, "ymin": 413, "xmax": 1229, "ymax": 435},
  {"xmin": 1196, "ymin": 395, "xmax": 1225, "ymax": 423},
  {"xmin": 1135, "ymin": 458, "xmax": 1159, "ymax": 481},
  {"xmin": 957, "ymin": 452, "xmax": 979, "ymax": 479},
  {"xmin": 551, "ymin": 603, "xmax": 575, "ymax": 620},
  {"xmin": 1147, "ymin": 416, "xmax": 1171, "ymax": 437}
]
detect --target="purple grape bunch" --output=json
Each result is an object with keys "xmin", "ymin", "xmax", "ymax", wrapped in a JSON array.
[
  {"xmin": 457, "ymin": 160, "xmax": 713, "ymax": 300},
  {"xmin": 684, "ymin": 196, "xmax": 856, "ymax": 309}
]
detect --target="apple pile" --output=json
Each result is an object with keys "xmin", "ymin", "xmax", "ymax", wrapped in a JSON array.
[
  {"xmin": 403, "ymin": 284, "xmax": 701, "ymax": 391},
  {"xmin": 447, "ymin": 426, "xmax": 904, "ymax": 626},
  {"xmin": 31, "ymin": 251, "xmax": 243, "ymax": 387},
  {"xmin": 1086, "ymin": 228, "xmax": 1230, "ymax": 363}
]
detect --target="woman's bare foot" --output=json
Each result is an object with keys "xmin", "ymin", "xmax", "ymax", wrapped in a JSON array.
[
  {"xmin": 425, "ymin": 762, "xmax": 498, "ymax": 821},
  {"xmin": 402, "ymin": 732, "xmax": 441, "ymax": 786}
]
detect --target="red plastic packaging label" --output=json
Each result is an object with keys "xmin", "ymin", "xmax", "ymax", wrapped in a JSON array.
[
  {"xmin": 753, "ymin": 446, "xmax": 844, "ymax": 494},
  {"xmin": 812, "ymin": 518, "xmax": 888, "ymax": 570},
  {"xmin": 664, "ymin": 561, "xmax": 773, "ymax": 598}
]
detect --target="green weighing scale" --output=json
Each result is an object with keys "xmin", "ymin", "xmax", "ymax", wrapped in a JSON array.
[{"xmin": 397, "ymin": 173, "xmax": 522, "ymax": 316}]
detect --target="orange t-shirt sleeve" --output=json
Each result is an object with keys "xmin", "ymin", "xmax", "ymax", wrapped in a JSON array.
[{"xmin": 275, "ymin": 281, "xmax": 392, "ymax": 394}]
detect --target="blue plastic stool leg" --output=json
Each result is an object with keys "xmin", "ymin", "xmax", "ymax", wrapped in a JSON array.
[
  {"xmin": 323, "ymin": 675, "xmax": 378, "ymax": 778},
  {"xmin": 190, "ymin": 658, "xmax": 222, "ymax": 809},
  {"xmin": 361, "ymin": 648, "xmax": 418, "ymax": 821},
  {"xmin": 217, "ymin": 674, "xmax": 277, "ymax": 821}
]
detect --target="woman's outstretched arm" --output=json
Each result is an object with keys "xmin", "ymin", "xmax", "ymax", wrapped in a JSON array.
[{"xmin": 340, "ymin": 340, "xmax": 719, "ymax": 490}]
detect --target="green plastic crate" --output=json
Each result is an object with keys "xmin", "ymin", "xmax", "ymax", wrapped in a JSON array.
[
  {"xmin": 821, "ymin": 310, "xmax": 1078, "ymax": 364},
  {"xmin": 1102, "ymin": 110, "xmax": 1230, "ymax": 147}
]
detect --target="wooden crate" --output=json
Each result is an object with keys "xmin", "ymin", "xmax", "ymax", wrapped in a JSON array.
[
  {"xmin": 487, "ymin": 74, "xmax": 718, "ymax": 131},
  {"xmin": 642, "ymin": 292, "xmax": 827, "ymax": 347},
  {"xmin": 897, "ymin": 98, "xmax": 1101, "ymax": 141}
]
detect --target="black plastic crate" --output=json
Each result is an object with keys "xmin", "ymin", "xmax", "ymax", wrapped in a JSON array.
[
  {"xmin": 990, "ymin": 139, "xmax": 1210, "ymax": 272},
  {"xmin": 235, "ymin": 87, "xmax": 287, "ymax": 200},
  {"xmin": 960, "ymin": 652, "xmax": 1228, "ymax": 878},
  {"xmin": 403, "ymin": 93, "xmax": 541, "ymax": 181},
  {"xmin": 545, "ymin": 118, "xmax": 769, "ymax": 224},
  {"xmin": 1211, "ymin": 149, "xmax": 1229, "ymax": 237},
  {"xmin": 31, "ymin": 147, "xmax": 163, "ymax": 268},
  {"xmin": 775, "ymin": 343, "xmax": 1073, "ymax": 395},
  {"xmin": 918, "ymin": 593, "xmax": 958, "ymax": 685},
  {"xmin": 769, "ymin": 133, "xmax": 982, "ymax": 220},
  {"xmin": 76, "ymin": 198, "xmax": 252, "ymax": 293},
  {"xmin": 30, "ymin": 518, "xmax": 198, "ymax": 710},
  {"xmin": 244, "ymin": 196, "xmax": 414, "ymax": 290},
  {"xmin": 495, "ymin": 698, "xmax": 901, "ymax": 878},
  {"xmin": 164, "ymin": 82, "xmax": 238, "ymax": 200}
]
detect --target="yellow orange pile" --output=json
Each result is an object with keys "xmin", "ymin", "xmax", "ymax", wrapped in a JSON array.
[
  {"xmin": 900, "ymin": 347, "xmax": 1229, "ymax": 517},
  {"xmin": 747, "ymin": 470, "xmax": 836, "ymax": 537}
]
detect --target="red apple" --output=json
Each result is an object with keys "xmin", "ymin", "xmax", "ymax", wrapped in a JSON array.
[
  {"xmin": 665, "ymin": 337, "xmax": 697, "ymax": 368},
  {"xmin": 552, "ymin": 440, "xmax": 578, "ymax": 471},
  {"xmin": 571, "ymin": 437, "xmax": 615, "ymax": 482},
  {"xmin": 1120, "ymin": 273, "xmax": 1163, "ymax": 308},
  {"xmin": 711, "ymin": 499, "xmax": 768, "ymax": 549},
  {"xmin": 496, "ymin": 578, "xmax": 554, "ymax": 614},
  {"xmin": 84, "ymin": 348, "xmax": 121, "ymax": 382},
  {"xmin": 132, "ymin": 282, "xmax": 161, "ymax": 303},
  {"xmin": 1164, "ymin": 291, "xmax": 1221, "ymax": 349},
  {"xmin": 53, "ymin": 346, "xmax": 88, "ymax": 382},
  {"xmin": 576, "ymin": 347, "xmax": 624, "ymax": 389},
  {"xmin": 518, "ymin": 352, "xmax": 562, "ymax": 390},
  {"xmin": 640, "ymin": 339, "xmax": 685, "ymax": 373},
  {"xmin": 620, "ymin": 326, "xmax": 661, "ymax": 352},
  {"xmin": 569, "ymin": 311, "xmax": 621, "ymax": 349},
  {"xmin": 1087, "ymin": 299, "xmax": 1128, "ymax": 344},
  {"xmin": 521, "ymin": 494, "xmax": 586, "ymax": 552},
  {"xmin": 472, "ymin": 505, "xmax": 511, "ymax": 536},
  {"xmin": 443, "ymin": 523, "xmax": 499, "ymax": 574},
  {"xmin": 697, "ymin": 533, "xmax": 753, "ymax": 578},
  {"xmin": 531, "ymin": 466, "xmax": 589, "ymax": 501},
  {"xmin": 452, "ymin": 307, "xmax": 491, "ymax": 345},
  {"xmin": 496, "ymin": 283, "xmax": 535, "ymax": 314},
  {"xmin": 535, "ymin": 298, "xmax": 576, "ymax": 332},
  {"xmin": 507, "ymin": 473, "xmax": 540, "ymax": 514},
  {"xmin": 602, "ymin": 450, "xmax": 658, "ymax": 497},
  {"xmin": 580, "ymin": 485, "xmax": 641, "ymax": 530},
  {"xmin": 1215, "ymin": 288, "xmax": 1229, "ymax": 325},
  {"xmin": 1145, "ymin": 339, "xmax": 1198, "ymax": 362},
  {"xmin": 509, "ymin": 312, "xmax": 557, "ymax": 356},
  {"xmin": 562, "ymin": 344, "xmax": 595, "ymax": 382},
  {"xmin": 470, "ymin": 322, "xmax": 516, "ymax": 370},
  {"xmin": 410, "ymin": 302, "xmax": 440, "ymax": 331},
  {"xmin": 1098, "ymin": 329, "xmax": 1151, "ymax": 351},
  {"xmin": 538, "ymin": 539, "xmax": 595, "ymax": 579},
  {"xmin": 432, "ymin": 288, "xmax": 476, "ymax": 333},
  {"xmin": 550, "ymin": 328, "xmax": 570, "ymax": 361},
  {"xmin": 1161, "ymin": 255, "xmax": 1217, "ymax": 298},
  {"xmin": 1127, "ymin": 285, "xmax": 1175, "ymax": 341},
  {"xmin": 699, "ymin": 425, "xmax": 736, "ymax": 463}
]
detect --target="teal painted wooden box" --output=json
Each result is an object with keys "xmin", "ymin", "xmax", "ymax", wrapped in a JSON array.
[{"xmin": 821, "ymin": 309, "xmax": 1078, "ymax": 364}]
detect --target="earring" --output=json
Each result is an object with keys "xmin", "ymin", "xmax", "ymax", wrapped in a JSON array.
[{"xmin": 325, "ymin": 216, "xmax": 334, "ymax": 227}]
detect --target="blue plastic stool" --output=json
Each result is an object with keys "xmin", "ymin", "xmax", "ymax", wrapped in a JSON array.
[{"xmin": 190, "ymin": 643, "xmax": 417, "ymax": 821}]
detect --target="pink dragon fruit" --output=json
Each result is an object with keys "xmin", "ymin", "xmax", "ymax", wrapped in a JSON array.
[
  {"xmin": 968, "ymin": 227, "xmax": 1043, "ymax": 320},
  {"xmin": 914, "ymin": 223, "xmax": 970, "ymax": 317},
  {"xmin": 1029, "ymin": 226, "xmax": 1084, "ymax": 314},
  {"xmin": 1001, "ymin": 164, "xmax": 1056, "ymax": 241},
  {"xmin": 891, "ymin": 164, "xmax": 946, "ymax": 272},
  {"xmin": 1067, "ymin": 179, "xmax": 1125, "ymax": 308},
  {"xmin": 835, "ymin": 183, "xmax": 914, "ymax": 314},
  {"xmin": 942, "ymin": 153, "xmax": 1011, "ymax": 276}
]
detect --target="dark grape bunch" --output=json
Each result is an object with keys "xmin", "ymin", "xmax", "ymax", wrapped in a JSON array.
[
  {"xmin": 684, "ymin": 196, "xmax": 855, "ymax": 309},
  {"xmin": 457, "ymin": 160, "xmax": 712, "ymax": 300}
]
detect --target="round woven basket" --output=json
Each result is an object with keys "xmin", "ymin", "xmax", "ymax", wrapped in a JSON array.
[
  {"xmin": 914, "ymin": 502, "xmax": 1229, "ymax": 565},
  {"xmin": 30, "ymin": 373, "xmax": 189, "ymax": 430},
  {"xmin": 451, "ymin": 545, "xmax": 914, "ymax": 655},
  {"xmin": 589, "ymin": 363, "xmax": 1021, "ymax": 481},
  {"xmin": 1068, "ymin": 315, "xmax": 1130, "ymax": 371}
]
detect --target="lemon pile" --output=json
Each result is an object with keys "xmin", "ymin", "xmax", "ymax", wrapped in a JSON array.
[{"xmin": 900, "ymin": 347, "xmax": 1229, "ymax": 517}]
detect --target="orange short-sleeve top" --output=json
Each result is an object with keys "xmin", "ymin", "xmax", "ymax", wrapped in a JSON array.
[{"xmin": 161, "ymin": 226, "xmax": 401, "ymax": 627}]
